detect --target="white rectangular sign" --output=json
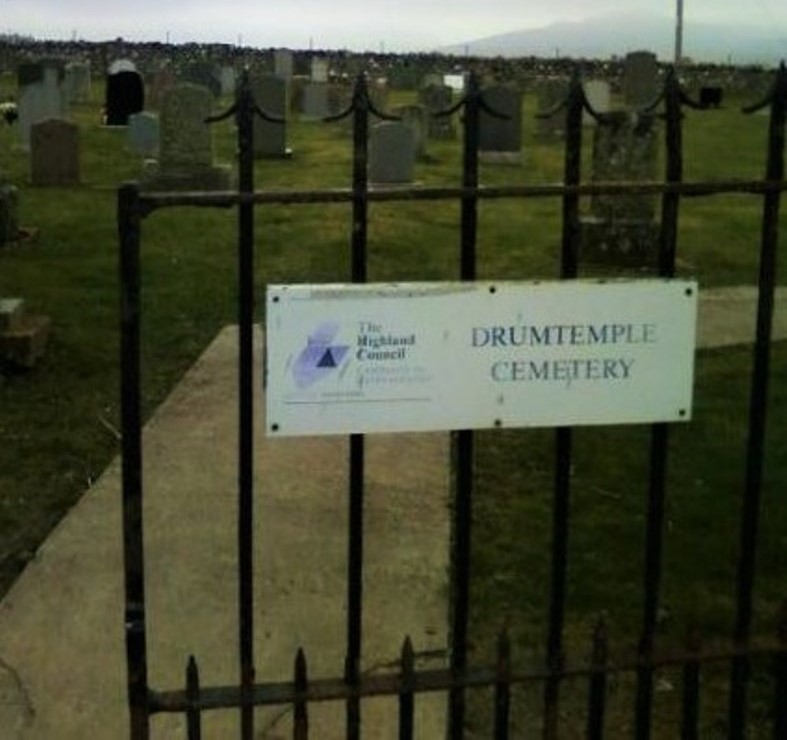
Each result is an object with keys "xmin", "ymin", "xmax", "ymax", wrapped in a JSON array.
[{"xmin": 265, "ymin": 280, "xmax": 698, "ymax": 436}]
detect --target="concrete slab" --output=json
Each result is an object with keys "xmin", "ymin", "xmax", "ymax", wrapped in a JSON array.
[{"xmin": 0, "ymin": 326, "xmax": 450, "ymax": 738}]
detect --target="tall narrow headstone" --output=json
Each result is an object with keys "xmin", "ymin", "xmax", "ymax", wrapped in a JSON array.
[
  {"xmin": 182, "ymin": 62, "xmax": 221, "ymax": 97},
  {"xmin": 17, "ymin": 61, "xmax": 67, "ymax": 148},
  {"xmin": 252, "ymin": 75, "xmax": 288, "ymax": 158},
  {"xmin": 141, "ymin": 83, "xmax": 231, "ymax": 190},
  {"xmin": 105, "ymin": 70, "xmax": 144, "ymax": 125},
  {"xmin": 479, "ymin": 85, "xmax": 522, "ymax": 163},
  {"xmin": 369, "ymin": 122, "xmax": 415, "ymax": 185},
  {"xmin": 274, "ymin": 49, "xmax": 294, "ymax": 80},
  {"xmin": 623, "ymin": 51, "xmax": 659, "ymax": 107},
  {"xmin": 580, "ymin": 111, "xmax": 660, "ymax": 266},
  {"xmin": 219, "ymin": 66, "xmax": 237, "ymax": 96},
  {"xmin": 30, "ymin": 119, "xmax": 80, "ymax": 186},
  {"xmin": 64, "ymin": 62, "xmax": 91, "ymax": 103}
]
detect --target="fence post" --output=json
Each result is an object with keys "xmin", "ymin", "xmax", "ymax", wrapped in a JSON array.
[
  {"xmin": 729, "ymin": 62, "xmax": 786, "ymax": 740},
  {"xmin": 119, "ymin": 180, "xmax": 150, "ymax": 740}
]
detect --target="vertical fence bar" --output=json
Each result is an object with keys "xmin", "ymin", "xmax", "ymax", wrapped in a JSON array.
[
  {"xmin": 119, "ymin": 181, "xmax": 150, "ymax": 740},
  {"xmin": 399, "ymin": 637, "xmax": 415, "ymax": 740},
  {"xmin": 635, "ymin": 68, "xmax": 683, "ymax": 740},
  {"xmin": 729, "ymin": 63, "xmax": 786, "ymax": 740},
  {"xmin": 236, "ymin": 71, "xmax": 257, "ymax": 740},
  {"xmin": 494, "ymin": 630, "xmax": 511, "ymax": 740},
  {"xmin": 586, "ymin": 619, "xmax": 608, "ymax": 740},
  {"xmin": 543, "ymin": 69, "xmax": 583, "ymax": 740},
  {"xmin": 680, "ymin": 631, "xmax": 700, "ymax": 740},
  {"xmin": 345, "ymin": 72, "xmax": 369, "ymax": 740},
  {"xmin": 294, "ymin": 648, "xmax": 309, "ymax": 740},
  {"xmin": 186, "ymin": 655, "xmax": 202, "ymax": 740},
  {"xmin": 773, "ymin": 603, "xmax": 787, "ymax": 740},
  {"xmin": 448, "ymin": 71, "xmax": 480, "ymax": 740}
]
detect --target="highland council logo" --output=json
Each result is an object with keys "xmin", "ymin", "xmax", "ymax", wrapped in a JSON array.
[{"xmin": 292, "ymin": 322, "xmax": 350, "ymax": 388}]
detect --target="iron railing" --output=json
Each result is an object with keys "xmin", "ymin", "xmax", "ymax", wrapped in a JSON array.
[{"xmin": 119, "ymin": 64, "xmax": 787, "ymax": 738}]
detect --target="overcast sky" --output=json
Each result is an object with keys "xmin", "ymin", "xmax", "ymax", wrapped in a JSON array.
[{"xmin": 3, "ymin": 0, "xmax": 786, "ymax": 51}]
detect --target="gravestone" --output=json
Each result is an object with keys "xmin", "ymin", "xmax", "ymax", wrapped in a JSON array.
[
  {"xmin": 301, "ymin": 83, "xmax": 329, "ymax": 120},
  {"xmin": 17, "ymin": 61, "xmax": 67, "ymax": 148},
  {"xmin": 479, "ymin": 85, "xmax": 522, "ymax": 163},
  {"xmin": 105, "ymin": 70, "xmax": 144, "ymax": 125},
  {"xmin": 182, "ymin": 62, "xmax": 221, "ymax": 97},
  {"xmin": 149, "ymin": 65, "xmax": 177, "ymax": 110},
  {"xmin": 65, "ymin": 62, "xmax": 91, "ymax": 103},
  {"xmin": 127, "ymin": 112, "xmax": 159, "ymax": 157},
  {"xmin": 141, "ymin": 83, "xmax": 231, "ymax": 191},
  {"xmin": 219, "ymin": 66, "xmax": 237, "ymax": 97},
  {"xmin": 369, "ymin": 122, "xmax": 415, "ymax": 185},
  {"xmin": 443, "ymin": 74, "xmax": 466, "ymax": 93},
  {"xmin": 535, "ymin": 78, "xmax": 568, "ymax": 138},
  {"xmin": 108, "ymin": 59, "xmax": 136, "ymax": 75},
  {"xmin": 699, "ymin": 86, "xmax": 723, "ymax": 108},
  {"xmin": 252, "ymin": 75, "xmax": 288, "ymax": 158},
  {"xmin": 418, "ymin": 84, "xmax": 454, "ymax": 139},
  {"xmin": 392, "ymin": 105, "xmax": 428, "ymax": 160},
  {"xmin": 0, "ymin": 185, "xmax": 20, "ymax": 247},
  {"xmin": 0, "ymin": 298, "xmax": 51, "ymax": 368},
  {"xmin": 623, "ymin": 51, "xmax": 659, "ymax": 107},
  {"xmin": 30, "ymin": 119, "xmax": 80, "ymax": 186},
  {"xmin": 583, "ymin": 79, "xmax": 611, "ymax": 126},
  {"xmin": 274, "ymin": 49, "xmax": 294, "ymax": 80},
  {"xmin": 311, "ymin": 57, "xmax": 329, "ymax": 83},
  {"xmin": 580, "ymin": 111, "xmax": 660, "ymax": 266}
]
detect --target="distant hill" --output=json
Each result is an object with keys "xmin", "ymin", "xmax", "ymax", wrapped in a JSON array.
[{"xmin": 441, "ymin": 12, "xmax": 786, "ymax": 66}]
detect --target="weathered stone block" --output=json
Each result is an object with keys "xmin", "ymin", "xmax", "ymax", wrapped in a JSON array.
[{"xmin": 0, "ymin": 314, "xmax": 52, "ymax": 368}]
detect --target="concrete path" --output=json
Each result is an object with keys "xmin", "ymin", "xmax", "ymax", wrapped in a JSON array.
[{"xmin": 0, "ymin": 284, "xmax": 785, "ymax": 739}]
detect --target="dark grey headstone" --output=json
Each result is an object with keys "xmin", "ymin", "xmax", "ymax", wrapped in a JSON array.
[
  {"xmin": 418, "ymin": 84, "xmax": 454, "ymax": 139},
  {"xmin": 479, "ymin": 85, "xmax": 522, "ymax": 155},
  {"xmin": 580, "ymin": 111, "xmax": 660, "ymax": 266},
  {"xmin": 252, "ymin": 75, "xmax": 288, "ymax": 158},
  {"xmin": 0, "ymin": 185, "xmax": 20, "ymax": 247},
  {"xmin": 535, "ymin": 78, "xmax": 568, "ymax": 138},
  {"xmin": 301, "ymin": 83, "xmax": 329, "ymax": 120},
  {"xmin": 369, "ymin": 122, "xmax": 415, "ymax": 184},
  {"xmin": 623, "ymin": 51, "xmax": 659, "ymax": 107},
  {"xmin": 17, "ymin": 61, "xmax": 67, "ymax": 148},
  {"xmin": 105, "ymin": 70, "xmax": 144, "ymax": 125},
  {"xmin": 31, "ymin": 119, "xmax": 80, "ymax": 186}
]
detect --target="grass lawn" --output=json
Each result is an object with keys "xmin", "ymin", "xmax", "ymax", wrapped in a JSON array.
[{"xmin": 0, "ymin": 73, "xmax": 785, "ymax": 735}]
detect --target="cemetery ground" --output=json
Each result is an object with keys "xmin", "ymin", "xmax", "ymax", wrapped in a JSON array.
[{"xmin": 0, "ymin": 76, "xmax": 786, "ymax": 735}]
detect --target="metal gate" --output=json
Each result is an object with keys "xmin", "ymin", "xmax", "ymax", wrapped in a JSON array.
[{"xmin": 118, "ymin": 64, "xmax": 787, "ymax": 738}]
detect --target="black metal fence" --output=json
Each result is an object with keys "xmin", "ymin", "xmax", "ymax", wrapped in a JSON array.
[{"xmin": 119, "ymin": 65, "xmax": 787, "ymax": 738}]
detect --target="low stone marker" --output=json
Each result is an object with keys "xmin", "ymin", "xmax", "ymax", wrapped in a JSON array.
[
  {"xmin": 369, "ymin": 122, "xmax": 415, "ymax": 185},
  {"xmin": 301, "ymin": 83, "xmax": 329, "ymax": 120},
  {"xmin": 65, "ymin": 62, "xmax": 91, "ymax": 103},
  {"xmin": 127, "ymin": 112, "xmax": 159, "ymax": 158},
  {"xmin": 0, "ymin": 298, "xmax": 51, "ymax": 368},
  {"xmin": 392, "ymin": 104, "xmax": 428, "ymax": 160},
  {"xmin": 580, "ymin": 111, "xmax": 660, "ymax": 266},
  {"xmin": 30, "ymin": 119, "xmax": 80, "ymax": 186}
]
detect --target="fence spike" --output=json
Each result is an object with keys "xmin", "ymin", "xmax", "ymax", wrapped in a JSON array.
[
  {"xmin": 293, "ymin": 647, "xmax": 309, "ymax": 740},
  {"xmin": 399, "ymin": 636, "xmax": 415, "ymax": 740},
  {"xmin": 587, "ymin": 618, "xmax": 608, "ymax": 740},
  {"xmin": 186, "ymin": 654, "xmax": 201, "ymax": 740},
  {"xmin": 494, "ymin": 628, "xmax": 511, "ymax": 739}
]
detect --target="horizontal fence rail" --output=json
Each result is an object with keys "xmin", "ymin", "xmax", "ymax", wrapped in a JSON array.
[{"xmin": 119, "ymin": 65, "xmax": 786, "ymax": 738}]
